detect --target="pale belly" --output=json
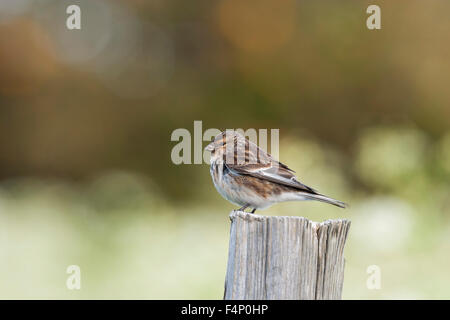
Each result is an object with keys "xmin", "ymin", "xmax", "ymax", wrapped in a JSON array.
[{"xmin": 210, "ymin": 163, "xmax": 275, "ymax": 209}]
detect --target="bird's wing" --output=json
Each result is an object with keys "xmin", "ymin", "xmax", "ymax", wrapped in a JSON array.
[
  {"xmin": 227, "ymin": 133, "xmax": 296, "ymax": 171},
  {"xmin": 223, "ymin": 132, "xmax": 318, "ymax": 194},
  {"xmin": 228, "ymin": 161, "xmax": 318, "ymax": 194}
]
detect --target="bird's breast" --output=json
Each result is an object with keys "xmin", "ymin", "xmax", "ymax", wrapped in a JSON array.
[{"xmin": 209, "ymin": 160, "xmax": 275, "ymax": 208}]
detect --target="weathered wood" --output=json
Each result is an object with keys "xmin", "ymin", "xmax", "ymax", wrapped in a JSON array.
[{"xmin": 224, "ymin": 210, "xmax": 351, "ymax": 300}]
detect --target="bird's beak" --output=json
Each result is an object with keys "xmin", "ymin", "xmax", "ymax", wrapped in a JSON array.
[{"xmin": 205, "ymin": 142, "xmax": 215, "ymax": 152}]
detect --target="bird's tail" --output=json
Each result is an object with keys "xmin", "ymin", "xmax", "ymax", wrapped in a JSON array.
[{"xmin": 302, "ymin": 192, "xmax": 347, "ymax": 208}]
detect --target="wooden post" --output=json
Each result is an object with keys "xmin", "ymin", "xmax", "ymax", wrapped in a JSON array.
[{"xmin": 224, "ymin": 210, "xmax": 351, "ymax": 300}]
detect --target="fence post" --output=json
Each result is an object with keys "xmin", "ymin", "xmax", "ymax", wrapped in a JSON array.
[{"xmin": 224, "ymin": 210, "xmax": 351, "ymax": 300}]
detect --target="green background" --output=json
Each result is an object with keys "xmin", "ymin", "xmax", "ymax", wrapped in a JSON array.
[{"xmin": 0, "ymin": 0, "xmax": 449, "ymax": 299}]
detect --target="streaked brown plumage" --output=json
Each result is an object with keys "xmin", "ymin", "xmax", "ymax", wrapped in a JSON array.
[{"xmin": 205, "ymin": 130, "xmax": 347, "ymax": 213}]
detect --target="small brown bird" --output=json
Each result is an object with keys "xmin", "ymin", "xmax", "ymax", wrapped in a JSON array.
[{"xmin": 205, "ymin": 130, "xmax": 347, "ymax": 213}]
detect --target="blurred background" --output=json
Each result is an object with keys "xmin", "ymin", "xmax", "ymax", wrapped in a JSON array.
[{"xmin": 1, "ymin": 0, "xmax": 450, "ymax": 299}]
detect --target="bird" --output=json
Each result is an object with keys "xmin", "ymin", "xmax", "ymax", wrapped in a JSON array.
[{"xmin": 204, "ymin": 130, "xmax": 347, "ymax": 213}]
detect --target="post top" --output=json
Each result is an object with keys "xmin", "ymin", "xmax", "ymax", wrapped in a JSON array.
[{"xmin": 229, "ymin": 210, "xmax": 350, "ymax": 228}]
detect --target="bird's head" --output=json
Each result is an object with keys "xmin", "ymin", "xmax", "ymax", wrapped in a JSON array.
[
  {"xmin": 205, "ymin": 130, "xmax": 258, "ymax": 165},
  {"xmin": 204, "ymin": 130, "xmax": 242, "ymax": 158}
]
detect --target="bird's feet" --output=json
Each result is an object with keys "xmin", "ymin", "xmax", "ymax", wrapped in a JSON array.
[
  {"xmin": 237, "ymin": 205, "xmax": 248, "ymax": 212},
  {"xmin": 236, "ymin": 205, "xmax": 257, "ymax": 214}
]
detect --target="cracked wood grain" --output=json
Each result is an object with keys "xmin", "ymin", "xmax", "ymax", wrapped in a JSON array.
[{"xmin": 224, "ymin": 210, "xmax": 351, "ymax": 300}]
